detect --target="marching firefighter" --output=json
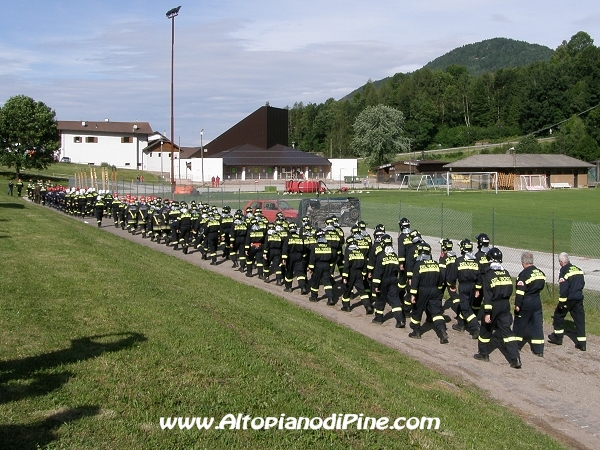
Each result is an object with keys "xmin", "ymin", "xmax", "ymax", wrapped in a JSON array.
[
  {"xmin": 340, "ymin": 239, "xmax": 372, "ymax": 314},
  {"xmin": 548, "ymin": 252, "xmax": 586, "ymax": 351},
  {"xmin": 438, "ymin": 238, "xmax": 459, "ymax": 312},
  {"xmin": 513, "ymin": 251, "xmax": 546, "ymax": 357},
  {"xmin": 263, "ymin": 223, "xmax": 284, "ymax": 284},
  {"xmin": 93, "ymin": 194, "xmax": 105, "ymax": 227},
  {"xmin": 178, "ymin": 207, "xmax": 193, "ymax": 254},
  {"xmin": 308, "ymin": 229, "xmax": 335, "ymax": 304},
  {"xmin": 231, "ymin": 212, "xmax": 248, "ymax": 270},
  {"xmin": 282, "ymin": 223, "xmax": 308, "ymax": 294},
  {"xmin": 409, "ymin": 242, "xmax": 448, "ymax": 344},
  {"xmin": 371, "ymin": 234, "xmax": 405, "ymax": 328},
  {"xmin": 446, "ymin": 239, "xmax": 480, "ymax": 338},
  {"xmin": 245, "ymin": 219, "xmax": 266, "ymax": 277},
  {"xmin": 474, "ymin": 247, "xmax": 522, "ymax": 369}
]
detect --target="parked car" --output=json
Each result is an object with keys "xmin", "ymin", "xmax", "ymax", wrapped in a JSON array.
[
  {"xmin": 242, "ymin": 197, "xmax": 361, "ymax": 227},
  {"xmin": 60, "ymin": 157, "xmax": 71, "ymax": 163},
  {"xmin": 243, "ymin": 199, "xmax": 299, "ymax": 223}
]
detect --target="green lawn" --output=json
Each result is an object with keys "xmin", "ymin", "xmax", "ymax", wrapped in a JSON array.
[{"xmin": 0, "ymin": 192, "xmax": 567, "ymax": 449}]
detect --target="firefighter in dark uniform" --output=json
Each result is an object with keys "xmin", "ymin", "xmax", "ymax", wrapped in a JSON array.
[
  {"xmin": 178, "ymin": 207, "xmax": 193, "ymax": 254},
  {"xmin": 231, "ymin": 213, "xmax": 248, "ymax": 270},
  {"xmin": 513, "ymin": 251, "xmax": 546, "ymax": 357},
  {"xmin": 446, "ymin": 239, "xmax": 480, "ymax": 338},
  {"xmin": 263, "ymin": 223, "xmax": 284, "ymax": 284},
  {"xmin": 371, "ymin": 234, "xmax": 404, "ymax": 327},
  {"xmin": 16, "ymin": 179, "xmax": 23, "ymax": 196},
  {"xmin": 308, "ymin": 229, "xmax": 335, "ymax": 304},
  {"xmin": 409, "ymin": 242, "xmax": 448, "ymax": 343},
  {"xmin": 245, "ymin": 219, "xmax": 265, "ymax": 277},
  {"xmin": 167, "ymin": 203, "xmax": 181, "ymax": 248},
  {"xmin": 366, "ymin": 227, "xmax": 387, "ymax": 306},
  {"xmin": 137, "ymin": 197, "xmax": 149, "ymax": 237},
  {"xmin": 397, "ymin": 217, "xmax": 412, "ymax": 314},
  {"xmin": 404, "ymin": 230, "xmax": 422, "ymax": 314},
  {"xmin": 93, "ymin": 195, "xmax": 105, "ymax": 227},
  {"xmin": 474, "ymin": 247, "xmax": 522, "ymax": 369},
  {"xmin": 438, "ymin": 238, "xmax": 459, "ymax": 313},
  {"xmin": 127, "ymin": 199, "xmax": 139, "ymax": 234},
  {"xmin": 77, "ymin": 190, "xmax": 88, "ymax": 217},
  {"xmin": 340, "ymin": 240, "xmax": 372, "ymax": 314},
  {"xmin": 204, "ymin": 212, "xmax": 221, "ymax": 264},
  {"xmin": 324, "ymin": 219, "xmax": 341, "ymax": 276},
  {"xmin": 474, "ymin": 233, "xmax": 491, "ymax": 319},
  {"xmin": 332, "ymin": 216, "xmax": 345, "ymax": 275},
  {"xmin": 282, "ymin": 223, "xmax": 308, "ymax": 294},
  {"xmin": 118, "ymin": 197, "xmax": 128, "ymax": 229},
  {"xmin": 220, "ymin": 206, "xmax": 234, "ymax": 260},
  {"xmin": 548, "ymin": 252, "xmax": 586, "ymax": 351}
]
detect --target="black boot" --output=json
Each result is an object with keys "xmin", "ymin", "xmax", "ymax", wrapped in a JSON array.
[
  {"xmin": 510, "ymin": 357, "xmax": 522, "ymax": 369},
  {"xmin": 440, "ymin": 329, "xmax": 449, "ymax": 344},
  {"xmin": 548, "ymin": 333, "xmax": 563, "ymax": 345}
]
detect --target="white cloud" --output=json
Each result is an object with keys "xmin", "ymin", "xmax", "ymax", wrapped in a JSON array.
[{"xmin": 0, "ymin": 0, "xmax": 599, "ymax": 145}]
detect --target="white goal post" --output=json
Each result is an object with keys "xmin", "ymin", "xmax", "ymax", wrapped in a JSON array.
[
  {"xmin": 517, "ymin": 174, "xmax": 547, "ymax": 191},
  {"xmin": 445, "ymin": 172, "xmax": 498, "ymax": 195},
  {"xmin": 399, "ymin": 174, "xmax": 437, "ymax": 191}
]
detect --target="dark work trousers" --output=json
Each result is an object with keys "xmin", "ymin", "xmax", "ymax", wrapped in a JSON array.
[
  {"xmin": 477, "ymin": 300, "xmax": 519, "ymax": 359},
  {"xmin": 552, "ymin": 300, "xmax": 586, "ymax": 344},
  {"xmin": 457, "ymin": 283, "xmax": 479, "ymax": 333},
  {"xmin": 284, "ymin": 253, "xmax": 307, "ymax": 291},
  {"xmin": 410, "ymin": 288, "xmax": 446, "ymax": 336},
  {"xmin": 341, "ymin": 270, "xmax": 370, "ymax": 310},
  {"xmin": 374, "ymin": 276, "xmax": 404, "ymax": 325},
  {"xmin": 310, "ymin": 262, "xmax": 333, "ymax": 302},
  {"xmin": 514, "ymin": 307, "xmax": 544, "ymax": 354}
]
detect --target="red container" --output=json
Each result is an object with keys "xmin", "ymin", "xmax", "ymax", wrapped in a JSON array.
[{"xmin": 298, "ymin": 180, "xmax": 319, "ymax": 193}]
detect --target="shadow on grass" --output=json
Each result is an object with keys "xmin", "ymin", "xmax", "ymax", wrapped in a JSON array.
[
  {"xmin": 0, "ymin": 332, "xmax": 147, "ymax": 405},
  {"xmin": 0, "ymin": 405, "xmax": 101, "ymax": 450},
  {"xmin": 0, "ymin": 202, "xmax": 25, "ymax": 209}
]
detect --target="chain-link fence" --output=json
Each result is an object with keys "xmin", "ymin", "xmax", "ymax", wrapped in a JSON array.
[{"xmin": 71, "ymin": 178, "xmax": 599, "ymax": 308}]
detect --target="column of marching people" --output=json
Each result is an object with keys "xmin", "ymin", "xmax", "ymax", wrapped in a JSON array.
[{"xmin": 40, "ymin": 186, "xmax": 588, "ymax": 369}]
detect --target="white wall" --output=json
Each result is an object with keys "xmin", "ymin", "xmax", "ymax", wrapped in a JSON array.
[
  {"xmin": 61, "ymin": 131, "xmax": 149, "ymax": 169},
  {"xmin": 329, "ymin": 158, "xmax": 358, "ymax": 181},
  {"xmin": 185, "ymin": 157, "xmax": 223, "ymax": 183},
  {"xmin": 143, "ymin": 150, "xmax": 180, "ymax": 177}
]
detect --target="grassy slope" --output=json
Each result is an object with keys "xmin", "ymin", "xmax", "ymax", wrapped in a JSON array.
[
  {"xmin": 0, "ymin": 194, "xmax": 565, "ymax": 449},
  {"xmin": 1, "ymin": 162, "xmax": 167, "ymax": 185}
]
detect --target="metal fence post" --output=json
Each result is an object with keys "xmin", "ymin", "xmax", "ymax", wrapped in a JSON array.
[
  {"xmin": 441, "ymin": 203, "xmax": 444, "ymax": 238},
  {"xmin": 491, "ymin": 207, "xmax": 495, "ymax": 246},
  {"xmin": 552, "ymin": 212, "xmax": 555, "ymax": 301}
]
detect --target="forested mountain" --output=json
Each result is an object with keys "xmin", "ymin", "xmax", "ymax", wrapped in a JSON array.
[
  {"xmin": 424, "ymin": 38, "xmax": 554, "ymax": 75},
  {"xmin": 288, "ymin": 31, "xmax": 600, "ymax": 166}
]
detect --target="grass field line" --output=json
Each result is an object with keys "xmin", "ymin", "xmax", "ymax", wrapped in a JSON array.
[{"xmin": 34, "ymin": 201, "xmax": 600, "ymax": 450}]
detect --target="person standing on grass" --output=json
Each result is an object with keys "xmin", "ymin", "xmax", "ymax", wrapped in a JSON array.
[
  {"xmin": 548, "ymin": 252, "xmax": 586, "ymax": 351},
  {"xmin": 513, "ymin": 251, "xmax": 546, "ymax": 357},
  {"xmin": 7, "ymin": 181, "xmax": 14, "ymax": 195}
]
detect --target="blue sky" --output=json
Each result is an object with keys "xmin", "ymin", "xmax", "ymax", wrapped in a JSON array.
[{"xmin": 1, "ymin": 1, "xmax": 599, "ymax": 146}]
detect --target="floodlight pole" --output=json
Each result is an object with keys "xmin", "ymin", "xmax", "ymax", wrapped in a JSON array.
[
  {"xmin": 200, "ymin": 129, "xmax": 204, "ymax": 186},
  {"xmin": 166, "ymin": 6, "xmax": 181, "ymax": 195}
]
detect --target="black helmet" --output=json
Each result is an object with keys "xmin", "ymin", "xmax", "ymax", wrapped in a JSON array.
[
  {"xmin": 409, "ymin": 230, "xmax": 421, "ymax": 244},
  {"xmin": 486, "ymin": 247, "xmax": 503, "ymax": 263},
  {"xmin": 398, "ymin": 217, "xmax": 410, "ymax": 229},
  {"xmin": 381, "ymin": 234, "xmax": 393, "ymax": 246},
  {"xmin": 440, "ymin": 238, "xmax": 453, "ymax": 250},
  {"xmin": 476, "ymin": 233, "xmax": 490, "ymax": 249},
  {"xmin": 419, "ymin": 242, "xmax": 432, "ymax": 255},
  {"xmin": 459, "ymin": 239, "xmax": 473, "ymax": 253},
  {"xmin": 375, "ymin": 223, "xmax": 385, "ymax": 232},
  {"xmin": 357, "ymin": 220, "xmax": 367, "ymax": 230}
]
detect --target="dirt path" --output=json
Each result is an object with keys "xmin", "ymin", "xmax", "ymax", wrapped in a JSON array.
[{"xmin": 69, "ymin": 212, "xmax": 600, "ymax": 449}]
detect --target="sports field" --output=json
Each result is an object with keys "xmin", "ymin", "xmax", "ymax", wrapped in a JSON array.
[{"xmin": 0, "ymin": 188, "xmax": 568, "ymax": 448}]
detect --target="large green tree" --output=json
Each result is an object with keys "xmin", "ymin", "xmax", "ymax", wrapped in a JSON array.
[
  {"xmin": 0, "ymin": 95, "xmax": 59, "ymax": 179},
  {"xmin": 351, "ymin": 105, "xmax": 410, "ymax": 170}
]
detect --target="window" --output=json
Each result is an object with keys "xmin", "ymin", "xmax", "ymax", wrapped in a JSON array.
[
  {"xmin": 73, "ymin": 136, "xmax": 82, "ymax": 143},
  {"xmin": 121, "ymin": 137, "xmax": 133, "ymax": 143},
  {"xmin": 125, "ymin": 163, "xmax": 130, "ymax": 166},
  {"xmin": 86, "ymin": 137, "xmax": 98, "ymax": 143}
]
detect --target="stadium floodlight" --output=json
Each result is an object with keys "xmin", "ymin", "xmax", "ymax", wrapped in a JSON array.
[{"xmin": 166, "ymin": 5, "xmax": 181, "ymax": 195}]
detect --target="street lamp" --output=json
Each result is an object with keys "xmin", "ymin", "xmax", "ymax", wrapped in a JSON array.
[
  {"xmin": 166, "ymin": 5, "xmax": 181, "ymax": 193},
  {"xmin": 200, "ymin": 129, "xmax": 204, "ymax": 185}
]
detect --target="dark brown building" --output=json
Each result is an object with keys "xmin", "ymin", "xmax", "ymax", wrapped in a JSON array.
[{"xmin": 194, "ymin": 105, "xmax": 288, "ymax": 157}]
